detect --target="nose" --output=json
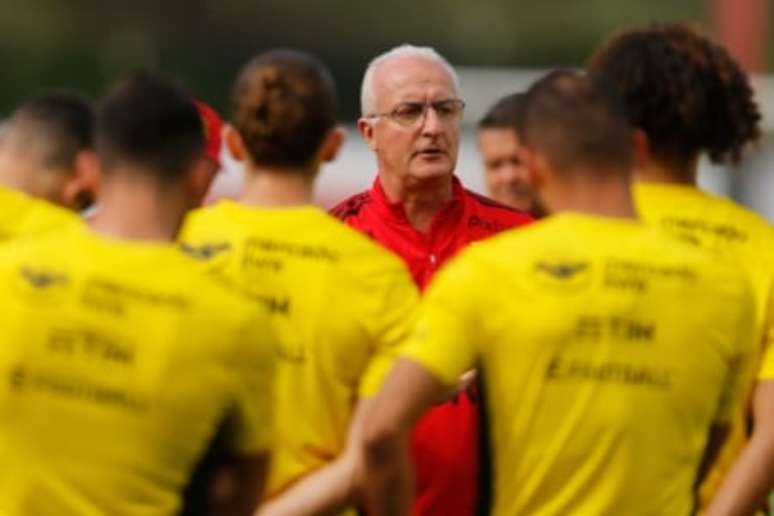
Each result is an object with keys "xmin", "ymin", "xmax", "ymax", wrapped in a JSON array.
[{"xmin": 420, "ymin": 105, "xmax": 444, "ymax": 135}]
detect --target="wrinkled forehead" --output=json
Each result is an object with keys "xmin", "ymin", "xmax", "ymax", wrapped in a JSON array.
[{"xmin": 372, "ymin": 56, "xmax": 458, "ymax": 109}]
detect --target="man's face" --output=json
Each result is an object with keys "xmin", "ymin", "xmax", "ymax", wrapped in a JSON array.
[
  {"xmin": 477, "ymin": 127, "xmax": 539, "ymax": 213},
  {"xmin": 359, "ymin": 57, "xmax": 461, "ymax": 187}
]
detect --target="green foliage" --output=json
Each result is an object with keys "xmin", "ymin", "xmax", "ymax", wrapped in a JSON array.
[{"xmin": 0, "ymin": 0, "xmax": 767, "ymax": 119}]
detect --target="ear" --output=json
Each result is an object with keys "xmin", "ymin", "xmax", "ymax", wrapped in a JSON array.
[
  {"xmin": 225, "ymin": 125, "xmax": 247, "ymax": 162},
  {"xmin": 632, "ymin": 129, "xmax": 650, "ymax": 169},
  {"xmin": 517, "ymin": 145, "xmax": 546, "ymax": 190},
  {"xmin": 61, "ymin": 149, "xmax": 100, "ymax": 211},
  {"xmin": 318, "ymin": 126, "xmax": 346, "ymax": 163},
  {"xmin": 357, "ymin": 117, "xmax": 377, "ymax": 151}
]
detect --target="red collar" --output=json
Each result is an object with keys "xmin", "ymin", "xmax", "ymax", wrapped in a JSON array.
[{"xmin": 369, "ymin": 175, "xmax": 465, "ymax": 228}]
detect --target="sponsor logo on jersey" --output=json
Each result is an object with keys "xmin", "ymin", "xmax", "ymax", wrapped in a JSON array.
[
  {"xmin": 533, "ymin": 257, "xmax": 593, "ymax": 293},
  {"xmin": 536, "ymin": 261, "xmax": 588, "ymax": 279},
  {"xmin": 19, "ymin": 267, "xmax": 68, "ymax": 289},
  {"xmin": 179, "ymin": 241, "xmax": 231, "ymax": 260}
]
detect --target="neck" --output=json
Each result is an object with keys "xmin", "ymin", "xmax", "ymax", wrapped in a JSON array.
[
  {"xmin": 90, "ymin": 170, "xmax": 188, "ymax": 242},
  {"xmin": 239, "ymin": 164, "xmax": 316, "ymax": 207},
  {"xmin": 546, "ymin": 172, "xmax": 637, "ymax": 219},
  {"xmin": 378, "ymin": 172, "xmax": 453, "ymax": 233},
  {"xmin": 633, "ymin": 156, "xmax": 698, "ymax": 186}
]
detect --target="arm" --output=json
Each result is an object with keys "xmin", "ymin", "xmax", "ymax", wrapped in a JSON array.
[
  {"xmin": 255, "ymin": 399, "xmax": 373, "ymax": 516},
  {"xmin": 705, "ymin": 381, "xmax": 774, "ymax": 516},
  {"xmin": 362, "ymin": 359, "xmax": 450, "ymax": 516}
]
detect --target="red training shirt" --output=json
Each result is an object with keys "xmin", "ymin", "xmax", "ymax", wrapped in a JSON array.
[{"xmin": 331, "ymin": 175, "xmax": 532, "ymax": 516}]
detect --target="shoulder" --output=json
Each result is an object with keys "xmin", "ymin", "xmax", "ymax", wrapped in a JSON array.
[
  {"xmin": 463, "ymin": 189, "xmax": 533, "ymax": 228},
  {"xmin": 329, "ymin": 190, "xmax": 373, "ymax": 222},
  {"xmin": 180, "ymin": 203, "xmax": 231, "ymax": 236},
  {"xmin": 718, "ymin": 198, "xmax": 774, "ymax": 244},
  {"xmin": 152, "ymin": 246, "xmax": 270, "ymax": 328},
  {"xmin": 320, "ymin": 212, "xmax": 410, "ymax": 279},
  {"xmin": 178, "ymin": 204, "xmax": 238, "ymax": 262},
  {"xmin": 10, "ymin": 197, "xmax": 83, "ymax": 241}
]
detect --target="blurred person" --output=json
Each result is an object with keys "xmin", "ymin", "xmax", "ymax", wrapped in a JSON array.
[
  {"xmin": 0, "ymin": 94, "xmax": 95, "ymax": 239},
  {"xmin": 0, "ymin": 93, "xmax": 98, "ymax": 210},
  {"xmin": 179, "ymin": 50, "xmax": 419, "ymax": 516},
  {"xmin": 362, "ymin": 69, "xmax": 758, "ymax": 516},
  {"xmin": 0, "ymin": 71, "xmax": 275, "ymax": 516},
  {"xmin": 84, "ymin": 99, "xmax": 224, "ymax": 224},
  {"xmin": 330, "ymin": 44, "xmax": 532, "ymax": 516},
  {"xmin": 587, "ymin": 22, "xmax": 774, "ymax": 515},
  {"xmin": 477, "ymin": 92, "xmax": 546, "ymax": 217},
  {"xmin": 194, "ymin": 99, "xmax": 224, "ymax": 205}
]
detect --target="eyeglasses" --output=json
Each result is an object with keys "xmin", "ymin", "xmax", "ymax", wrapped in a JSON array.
[{"xmin": 366, "ymin": 99, "xmax": 466, "ymax": 127}]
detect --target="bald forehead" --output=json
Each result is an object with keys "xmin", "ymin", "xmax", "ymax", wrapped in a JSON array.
[{"xmin": 371, "ymin": 56, "xmax": 458, "ymax": 110}]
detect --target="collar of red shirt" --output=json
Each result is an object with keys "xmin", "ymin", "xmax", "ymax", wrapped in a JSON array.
[{"xmin": 369, "ymin": 175, "xmax": 466, "ymax": 229}]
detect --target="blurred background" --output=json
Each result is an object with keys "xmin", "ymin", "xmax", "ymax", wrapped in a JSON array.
[{"xmin": 2, "ymin": 0, "xmax": 772, "ymax": 218}]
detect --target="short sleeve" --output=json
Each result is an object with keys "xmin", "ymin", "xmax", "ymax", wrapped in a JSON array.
[
  {"xmin": 358, "ymin": 264, "xmax": 420, "ymax": 397},
  {"xmin": 400, "ymin": 254, "xmax": 482, "ymax": 388},
  {"xmin": 223, "ymin": 310, "xmax": 277, "ymax": 455},
  {"xmin": 715, "ymin": 273, "xmax": 759, "ymax": 423}
]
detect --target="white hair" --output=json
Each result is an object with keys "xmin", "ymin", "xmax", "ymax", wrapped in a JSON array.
[{"xmin": 360, "ymin": 44, "xmax": 460, "ymax": 116}]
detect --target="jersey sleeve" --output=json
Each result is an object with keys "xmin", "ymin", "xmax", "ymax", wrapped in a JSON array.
[
  {"xmin": 223, "ymin": 310, "xmax": 277, "ymax": 455},
  {"xmin": 400, "ymin": 253, "xmax": 483, "ymax": 388},
  {"xmin": 358, "ymin": 264, "xmax": 420, "ymax": 397},
  {"xmin": 715, "ymin": 272, "xmax": 759, "ymax": 423}
]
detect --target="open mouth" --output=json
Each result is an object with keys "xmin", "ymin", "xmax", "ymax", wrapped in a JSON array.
[{"xmin": 416, "ymin": 148, "xmax": 445, "ymax": 158}]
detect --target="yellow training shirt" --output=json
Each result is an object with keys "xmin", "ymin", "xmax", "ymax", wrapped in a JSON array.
[
  {"xmin": 634, "ymin": 182, "xmax": 774, "ymax": 380},
  {"xmin": 0, "ymin": 185, "xmax": 82, "ymax": 242},
  {"xmin": 0, "ymin": 227, "xmax": 275, "ymax": 516},
  {"xmin": 634, "ymin": 182, "xmax": 774, "ymax": 505},
  {"xmin": 404, "ymin": 213, "xmax": 757, "ymax": 516},
  {"xmin": 179, "ymin": 201, "xmax": 418, "ymax": 500}
]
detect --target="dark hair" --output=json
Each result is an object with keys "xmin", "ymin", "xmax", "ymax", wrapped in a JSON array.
[
  {"xmin": 477, "ymin": 92, "xmax": 527, "ymax": 133},
  {"xmin": 587, "ymin": 22, "xmax": 760, "ymax": 168},
  {"xmin": 8, "ymin": 93, "xmax": 94, "ymax": 170},
  {"xmin": 521, "ymin": 69, "xmax": 634, "ymax": 177},
  {"xmin": 96, "ymin": 71, "xmax": 203, "ymax": 181},
  {"xmin": 232, "ymin": 49, "xmax": 338, "ymax": 170}
]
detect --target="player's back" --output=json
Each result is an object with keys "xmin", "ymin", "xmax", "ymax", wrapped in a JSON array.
[
  {"xmin": 441, "ymin": 213, "xmax": 756, "ymax": 515},
  {"xmin": 0, "ymin": 227, "xmax": 274, "ymax": 516},
  {"xmin": 634, "ymin": 182, "xmax": 774, "ymax": 502},
  {"xmin": 0, "ymin": 185, "xmax": 82, "ymax": 242},
  {"xmin": 179, "ymin": 201, "xmax": 418, "ymax": 498},
  {"xmin": 634, "ymin": 182, "xmax": 774, "ymax": 334}
]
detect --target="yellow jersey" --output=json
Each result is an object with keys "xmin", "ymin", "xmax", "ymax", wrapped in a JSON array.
[
  {"xmin": 0, "ymin": 185, "xmax": 82, "ymax": 242},
  {"xmin": 634, "ymin": 182, "xmax": 774, "ymax": 505},
  {"xmin": 404, "ymin": 213, "xmax": 757, "ymax": 516},
  {"xmin": 0, "ymin": 227, "xmax": 275, "ymax": 516},
  {"xmin": 179, "ymin": 201, "xmax": 418, "ymax": 499},
  {"xmin": 634, "ymin": 182, "xmax": 774, "ymax": 379}
]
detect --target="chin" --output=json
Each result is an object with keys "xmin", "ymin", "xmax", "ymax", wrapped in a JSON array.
[
  {"xmin": 409, "ymin": 165, "xmax": 454, "ymax": 182},
  {"xmin": 493, "ymin": 192, "xmax": 531, "ymax": 211}
]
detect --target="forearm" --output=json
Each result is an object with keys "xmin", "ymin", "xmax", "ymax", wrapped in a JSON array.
[
  {"xmin": 256, "ymin": 454, "xmax": 358, "ymax": 516},
  {"xmin": 706, "ymin": 381, "xmax": 774, "ymax": 516},
  {"xmin": 363, "ymin": 433, "xmax": 412, "ymax": 516},
  {"xmin": 704, "ymin": 431, "xmax": 774, "ymax": 516},
  {"xmin": 362, "ymin": 359, "xmax": 454, "ymax": 516}
]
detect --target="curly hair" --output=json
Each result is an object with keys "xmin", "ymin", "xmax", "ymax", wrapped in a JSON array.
[
  {"xmin": 231, "ymin": 50, "xmax": 337, "ymax": 170},
  {"xmin": 587, "ymin": 23, "xmax": 760, "ymax": 168}
]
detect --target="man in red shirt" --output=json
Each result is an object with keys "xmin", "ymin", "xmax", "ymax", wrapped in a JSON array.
[{"xmin": 331, "ymin": 44, "xmax": 531, "ymax": 516}]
